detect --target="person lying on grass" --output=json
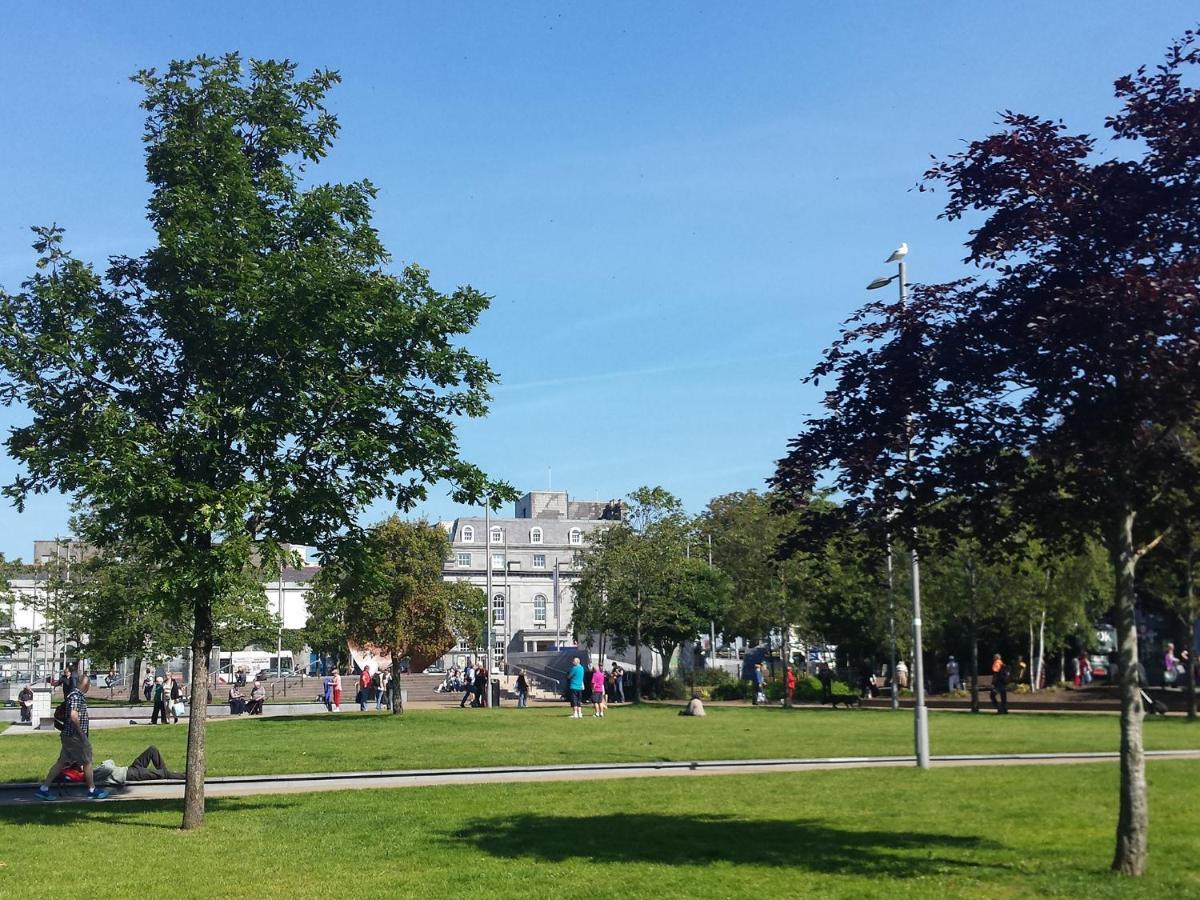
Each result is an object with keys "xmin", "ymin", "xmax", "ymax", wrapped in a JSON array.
[{"xmin": 58, "ymin": 745, "xmax": 184, "ymax": 788}]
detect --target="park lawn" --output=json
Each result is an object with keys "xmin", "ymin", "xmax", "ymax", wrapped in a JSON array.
[
  {"xmin": 1, "ymin": 705, "xmax": 1198, "ymax": 783},
  {"xmin": 0, "ymin": 760, "xmax": 1196, "ymax": 898}
]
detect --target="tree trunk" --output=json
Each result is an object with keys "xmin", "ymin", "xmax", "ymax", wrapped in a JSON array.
[
  {"xmin": 633, "ymin": 600, "xmax": 642, "ymax": 704},
  {"xmin": 1028, "ymin": 620, "xmax": 1035, "ymax": 692},
  {"xmin": 782, "ymin": 619, "xmax": 792, "ymax": 708},
  {"xmin": 1111, "ymin": 508, "xmax": 1147, "ymax": 876},
  {"xmin": 1185, "ymin": 539, "xmax": 1197, "ymax": 721},
  {"xmin": 129, "ymin": 654, "xmax": 143, "ymax": 705},
  {"xmin": 391, "ymin": 671, "xmax": 404, "ymax": 715},
  {"xmin": 182, "ymin": 596, "xmax": 213, "ymax": 830},
  {"xmin": 1036, "ymin": 608, "xmax": 1046, "ymax": 692}
]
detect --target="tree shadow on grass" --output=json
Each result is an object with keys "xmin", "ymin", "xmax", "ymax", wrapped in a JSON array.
[
  {"xmin": 0, "ymin": 797, "xmax": 297, "ymax": 830},
  {"xmin": 447, "ymin": 813, "xmax": 1007, "ymax": 878}
]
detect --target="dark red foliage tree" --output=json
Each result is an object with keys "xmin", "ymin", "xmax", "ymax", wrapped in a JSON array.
[{"xmin": 776, "ymin": 31, "xmax": 1200, "ymax": 876}]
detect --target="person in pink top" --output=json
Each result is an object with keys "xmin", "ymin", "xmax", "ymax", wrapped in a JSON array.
[{"xmin": 590, "ymin": 666, "xmax": 607, "ymax": 718}]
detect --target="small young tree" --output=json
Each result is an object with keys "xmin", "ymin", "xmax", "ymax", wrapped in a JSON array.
[{"xmin": 0, "ymin": 55, "xmax": 505, "ymax": 828}]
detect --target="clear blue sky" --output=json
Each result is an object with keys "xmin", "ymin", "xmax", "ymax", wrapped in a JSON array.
[{"xmin": 0, "ymin": 2, "xmax": 1194, "ymax": 560}]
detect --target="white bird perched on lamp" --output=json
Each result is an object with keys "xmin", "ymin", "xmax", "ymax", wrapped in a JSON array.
[{"xmin": 886, "ymin": 242, "xmax": 908, "ymax": 263}]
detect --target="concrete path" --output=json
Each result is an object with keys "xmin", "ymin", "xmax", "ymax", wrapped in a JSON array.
[{"xmin": 2, "ymin": 749, "xmax": 1197, "ymax": 806}]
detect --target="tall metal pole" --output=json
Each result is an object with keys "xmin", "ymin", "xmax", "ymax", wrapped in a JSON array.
[
  {"xmin": 484, "ymin": 501, "xmax": 493, "ymax": 706},
  {"xmin": 900, "ymin": 257, "xmax": 930, "ymax": 768},
  {"xmin": 708, "ymin": 534, "xmax": 716, "ymax": 668},
  {"xmin": 277, "ymin": 560, "xmax": 284, "ymax": 675},
  {"xmin": 886, "ymin": 534, "xmax": 899, "ymax": 710}
]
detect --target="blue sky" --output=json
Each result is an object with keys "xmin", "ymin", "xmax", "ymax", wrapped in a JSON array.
[{"xmin": 0, "ymin": 2, "xmax": 1194, "ymax": 559}]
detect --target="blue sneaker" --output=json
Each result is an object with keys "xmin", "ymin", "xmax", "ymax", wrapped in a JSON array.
[
  {"xmin": 36, "ymin": 785, "xmax": 59, "ymax": 801},
  {"xmin": 87, "ymin": 787, "xmax": 110, "ymax": 800}
]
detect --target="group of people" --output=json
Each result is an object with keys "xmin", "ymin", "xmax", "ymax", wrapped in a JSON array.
[
  {"xmin": 35, "ymin": 669, "xmax": 185, "ymax": 801},
  {"xmin": 227, "ymin": 679, "xmax": 265, "ymax": 715},
  {"xmin": 458, "ymin": 660, "xmax": 490, "ymax": 708},
  {"xmin": 566, "ymin": 657, "xmax": 611, "ymax": 718}
]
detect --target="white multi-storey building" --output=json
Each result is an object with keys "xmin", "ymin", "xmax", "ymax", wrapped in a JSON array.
[{"xmin": 439, "ymin": 491, "xmax": 622, "ymax": 668}]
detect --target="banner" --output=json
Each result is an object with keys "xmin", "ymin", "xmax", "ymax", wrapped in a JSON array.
[{"xmin": 347, "ymin": 641, "xmax": 392, "ymax": 675}]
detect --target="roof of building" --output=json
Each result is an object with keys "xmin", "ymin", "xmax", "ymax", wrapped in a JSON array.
[{"xmin": 449, "ymin": 517, "xmax": 612, "ymax": 546}]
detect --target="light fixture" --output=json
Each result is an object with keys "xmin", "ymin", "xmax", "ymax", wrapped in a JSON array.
[{"xmin": 867, "ymin": 275, "xmax": 896, "ymax": 290}]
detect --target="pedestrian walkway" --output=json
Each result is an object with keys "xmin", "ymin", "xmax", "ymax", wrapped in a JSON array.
[{"xmin": 2, "ymin": 749, "xmax": 1197, "ymax": 806}]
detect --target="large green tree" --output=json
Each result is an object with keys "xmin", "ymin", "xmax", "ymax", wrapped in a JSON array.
[{"xmin": 0, "ymin": 55, "xmax": 505, "ymax": 828}]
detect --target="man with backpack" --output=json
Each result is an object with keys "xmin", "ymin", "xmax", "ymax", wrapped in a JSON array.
[{"xmin": 37, "ymin": 672, "xmax": 108, "ymax": 801}]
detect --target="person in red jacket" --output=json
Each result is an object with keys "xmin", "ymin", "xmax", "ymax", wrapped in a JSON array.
[
  {"xmin": 331, "ymin": 668, "xmax": 342, "ymax": 712},
  {"xmin": 785, "ymin": 666, "xmax": 797, "ymax": 706}
]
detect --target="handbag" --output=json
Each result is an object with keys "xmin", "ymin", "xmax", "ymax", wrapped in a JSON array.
[{"xmin": 172, "ymin": 701, "xmax": 186, "ymax": 716}]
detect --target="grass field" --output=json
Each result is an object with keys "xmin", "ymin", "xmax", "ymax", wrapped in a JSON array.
[
  {"xmin": 0, "ymin": 760, "xmax": 1196, "ymax": 898},
  {"xmin": 2, "ymin": 705, "xmax": 1199, "ymax": 782}
]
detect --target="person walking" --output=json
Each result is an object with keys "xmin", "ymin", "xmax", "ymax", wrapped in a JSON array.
[
  {"xmin": 358, "ymin": 667, "xmax": 372, "ymax": 711},
  {"xmin": 330, "ymin": 668, "xmax": 342, "ymax": 711},
  {"xmin": 990, "ymin": 654, "xmax": 1009, "ymax": 714},
  {"xmin": 591, "ymin": 666, "xmax": 606, "ymax": 718},
  {"xmin": 568, "ymin": 657, "xmax": 585, "ymax": 718},
  {"xmin": 752, "ymin": 662, "xmax": 766, "ymax": 705},
  {"xmin": 473, "ymin": 664, "xmax": 487, "ymax": 708},
  {"xmin": 946, "ymin": 656, "xmax": 961, "ymax": 692},
  {"xmin": 785, "ymin": 666, "xmax": 797, "ymax": 706},
  {"xmin": 516, "ymin": 670, "xmax": 529, "ymax": 708},
  {"xmin": 169, "ymin": 675, "xmax": 183, "ymax": 723},
  {"xmin": 1164, "ymin": 642, "xmax": 1181, "ymax": 685},
  {"xmin": 150, "ymin": 676, "xmax": 168, "ymax": 725},
  {"xmin": 37, "ymin": 672, "xmax": 107, "ymax": 800},
  {"xmin": 375, "ymin": 669, "xmax": 391, "ymax": 710},
  {"xmin": 817, "ymin": 662, "xmax": 834, "ymax": 704},
  {"xmin": 459, "ymin": 660, "xmax": 476, "ymax": 708},
  {"xmin": 322, "ymin": 671, "xmax": 334, "ymax": 711},
  {"xmin": 895, "ymin": 659, "xmax": 909, "ymax": 689},
  {"xmin": 142, "ymin": 670, "xmax": 153, "ymax": 702},
  {"xmin": 18, "ymin": 684, "xmax": 34, "ymax": 724}
]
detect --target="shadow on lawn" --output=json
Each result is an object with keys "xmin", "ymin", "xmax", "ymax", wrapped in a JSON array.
[
  {"xmin": 448, "ymin": 813, "xmax": 1004, "ymax": 877},
  {"xmin": 0, "ymin": 797, "xmax": 298, "ymax": 830}
]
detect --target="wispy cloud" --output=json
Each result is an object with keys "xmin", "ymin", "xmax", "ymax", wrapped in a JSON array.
[{"xmin": 496, "ymin": 350, "xmax": 807, "ymax": 393}]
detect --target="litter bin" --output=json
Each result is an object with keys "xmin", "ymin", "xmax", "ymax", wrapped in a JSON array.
[{"xmin": 490, "ymin": 679, "xmax": 501, "ymax": 707}]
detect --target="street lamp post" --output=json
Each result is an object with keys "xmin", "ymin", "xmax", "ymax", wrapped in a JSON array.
[
  {"xmin": 868, "ymin": 242, "xmax": 930, "ymax": 768},
  {"xmin": 484, "ymin": 499, "xmax": 493, "ymax": 707}
]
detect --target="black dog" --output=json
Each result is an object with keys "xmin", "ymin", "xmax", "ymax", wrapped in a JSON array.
[{"xmin": 825, "ymin": 695, "xmax": 861, "ymax": 709}]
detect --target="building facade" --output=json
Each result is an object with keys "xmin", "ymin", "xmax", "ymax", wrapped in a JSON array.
[{"xmin": 439, "ymin": 491, "xmax": 622, "ymax": 668}]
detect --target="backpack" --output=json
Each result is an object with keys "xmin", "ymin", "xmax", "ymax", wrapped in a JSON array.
[{"xmin": 53, "ymin": 700, "xmax": 69, "ymax": 731}]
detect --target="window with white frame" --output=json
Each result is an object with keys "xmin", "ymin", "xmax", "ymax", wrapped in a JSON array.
[
  {"xmin": 491, "ymin": 552, "xmax": 505, "ymax": 570},
  {"xmin": 533, "ymin": 594, "xmax": 547, "ymax": 625},
  {"xmin": 569, "ymin": 528, "xmax": 583, "ymax": 545},
  {"xmin": 460, "ymin": 525, "xmax": 474, "ymax": 543},
  {"xmin": 492, "ymin": 594, "xmax": 505, "ymax": 624},
  {"xmin": 457, "ymin": 637, "xmax": 471, "ymax": 651},
  {"xmin": 532, "ymin": 554, "xmax": 546, "ymax": 569},
  {"xmin": 530, "ymin": 527, "xmax": 543, "ymax": 544},
  {"xmin": 490, "ymin": 527, "xmax": 503, "ymax": 544},
  {"xmin": 457, "ymin": 552, "xmax": 471, "ymax": 568}
]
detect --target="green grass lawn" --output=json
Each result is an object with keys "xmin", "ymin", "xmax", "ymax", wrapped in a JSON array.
[
  {"xmin": 3, "ymin": 705, "xmax": 1198, "ymax": 783},
  {"xmin": 0, "ymin": 760, "xmax": 1196, "ymax": 898}
]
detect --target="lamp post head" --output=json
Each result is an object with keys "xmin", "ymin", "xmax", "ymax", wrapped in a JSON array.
[
  {"xmin": 867, "ymin": 275, "xmax": 896, "ymax": 290},
  {"xmin": 885, "ymin": 242, "xmax": 908, "ymax": 264}
]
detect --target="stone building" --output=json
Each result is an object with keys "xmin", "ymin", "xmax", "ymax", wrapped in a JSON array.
[{"xmin": 439, "ymin": 491, "xmax": 622, "ymax": 669}]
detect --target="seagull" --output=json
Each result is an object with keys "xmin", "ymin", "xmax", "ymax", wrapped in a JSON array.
[{"xmin": 885, "ymin": 242, "xmax": 908, "ymax": 263}]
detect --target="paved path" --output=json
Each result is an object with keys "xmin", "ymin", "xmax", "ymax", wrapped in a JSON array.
[{"xmin": 2, "ymin": 749, "xmax": 1197, "ymax": 806}]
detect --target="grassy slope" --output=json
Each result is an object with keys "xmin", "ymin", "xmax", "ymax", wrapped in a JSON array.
[
  {"xmin": 0, "ymin": 761, "xmax": 1196, "ymax": 898},
  {"xmin": 2, "ymin": 705, "xmax": 1198, "ymax": 782}
]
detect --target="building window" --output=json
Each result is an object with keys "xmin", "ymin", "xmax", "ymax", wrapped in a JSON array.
[
  {"xmin": 457, "ymin": 637, "xmax": 471, "ymax": 651},
  {"xmin": 534, "ymin": 594, "xmax": 547, "ymax": 625},
  {"xmin": 460, "ymin": 525, "xmax": 474, "ymax": 543},
  {"xmin": 457, "ymin": 552, "xmax": 471, "ymax": 568},
  {"xmin": 492, "ymin": 594, "xmax": 505, "ymax": 625},
  {"xmin": 532, "ymin": 554, "xmax": 546, "ymax": 569},
  {"xmin": 530, "ymin": 527, "xmax": 543, "ymax": 544},
  {"xmin": 490, "ymin": 527, "xmax": 503, "ymax": 544},
  {"xmin": 569, "ymin": 528, "xmax": 583, "ymax": 545},
  {"xmin": 491, "ymin": 552, "xmax": 505, "ymax": 570}
]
